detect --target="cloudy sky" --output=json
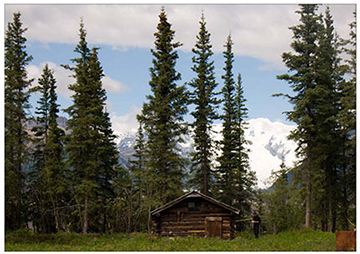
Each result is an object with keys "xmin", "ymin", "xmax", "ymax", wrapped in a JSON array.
[{"xmin": 4, "ymin": 3, "xmax": 356, "ymax": 137}]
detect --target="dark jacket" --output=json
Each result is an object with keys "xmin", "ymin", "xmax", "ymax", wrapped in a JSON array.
[{"xmin": 253, "ymin": 215, "xmax": 261, "ymax": 225}]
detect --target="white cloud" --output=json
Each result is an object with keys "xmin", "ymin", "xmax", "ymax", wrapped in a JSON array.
[
  {"xmin": 27, "ymin": 62, "xmax": 129, "ymax": 98},
  {"xmin": 5, "ymin": 4, "xmax": 355, "ymax": 69},
  {"xmin": 102, "ymin": 76, "xmax": 130, "ymax": 94},
  {"xmin": 110, "ymin": 105, "xmax": 141, "ymax": 140}
]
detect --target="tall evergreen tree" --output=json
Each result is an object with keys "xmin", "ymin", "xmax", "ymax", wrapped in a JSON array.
[
  {"xmin": 216, "ymin": 35, "xmax": 237, "ymax": 206},
  {"xmin": 337, "ymin": 10, "xmax": 356, "ymax": 230},
  {"xmin": 88, "ymin": 48, "xmax": 118, "ymax": 233},
  {"xmin": 312, "ymin": 7, "xmax": 346, "ymax": 232},
  {"xmin": 5, "ymin": 12, "xmax": 33, "ymax": 231},
  {"xmin": 128, "ymin": 121, "xmax": 159, "ymax": 232},
  {"xmin": 29, "ymin": 64, "xmax": 66, "ymax": 233},
  {"xmin": 216, "ymin": 35, "xmax": 253, "ymax": 209},
  {"xmin": 64, "ymin": 21, "xmax": 118, "ymax": 234},
  {"xmin": 233, "ymin": 74, "xmax": 256, "ymax": 213},
  {"xmin": 43, "ymin": 64, "xmax": 68, "ymax": 232},
  {"xmin": 130, "ymin": 123, "xmax": 146, "ymax": 186},
  {"xmin": 189, "ymin": 13, "xmax": 220, "ymax": 195},
  {"xmin": 139, "ymin": 8, "xmax": 188, "ymax": 205},
  {"xmin": 276, "ymin": 4, "xmax": 339, "ymax": 228},
  {"xmin": 128, "ymin": 123, "xmax": 150, "ymax": 232}
]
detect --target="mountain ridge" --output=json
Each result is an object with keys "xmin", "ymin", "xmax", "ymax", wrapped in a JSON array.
[{"xmin": 116, "ymin": 117, "xmax": 298, "ymax": 188}]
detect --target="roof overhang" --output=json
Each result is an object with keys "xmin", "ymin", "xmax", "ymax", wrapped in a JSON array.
[{"xmin": 150, "ymin": 191, "xmax": 240, "ymax": 216}]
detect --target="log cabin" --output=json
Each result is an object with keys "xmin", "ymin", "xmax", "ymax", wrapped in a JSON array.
[{"xmin": 151, "ymin": 191, "xmax": 240, "ymax": 239}]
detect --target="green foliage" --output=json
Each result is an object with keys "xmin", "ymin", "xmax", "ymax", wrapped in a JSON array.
[
  {"xmin": 5, "ymin": 230, "xmax": 335, "ymax": 251},
  {"xmin": 216, "ymin": 34, "xmax": 238, "ymax": 204},
  {"xmin": 5, "ymin": 5, "xmax": 355, "ymax": 237},
  {"xmin": 275, "ymin": 4, "xmax": 354, "ymax": 231},
  {"xmin": 215, "ymin": 35, "xmax": 255, "ymax": 215},
  {"xmin": 336, "ymin": 11, "xmax": 356, "ymax": 230},
  {"xmin": 128, "ymin": 123, "xmax": 160, "ymax": 232},
  {"xmin": 233, "ymin": 74, "xmax": 257, "ymax": 216},
  {"xmin": 139, "ymin": 8, "xmax": 188, "ymax": 205},
  {"xmin": 63, "ymin": 20, "xmax": 118, "ymax": 234},
  {"xmin": 188, "ymin": 13, "xmax": 220, "ymax": 195},
  {"xmin": 108, "ymin": 166, "xmax": 139, "ymax": 233},
  {"xmin": 261, "ymin": 163, "xmax": 304, "ymax": 234},
  {"xmin": 5, "ymin": 12, "xmax": 33, "ymax": 231},
  {"xmin": 28, "ymin": 64, "xmax": 67, "ymax": 233}
]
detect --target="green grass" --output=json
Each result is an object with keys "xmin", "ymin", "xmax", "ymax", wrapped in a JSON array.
[{"xmin": 5, "ymin": 228, "xmax": 336, "ymax": 251}]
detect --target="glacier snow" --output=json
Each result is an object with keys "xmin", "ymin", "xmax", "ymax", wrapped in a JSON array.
[{"xmin": 115, "ymin": 118, "xmax": 298, "ymax": 189}]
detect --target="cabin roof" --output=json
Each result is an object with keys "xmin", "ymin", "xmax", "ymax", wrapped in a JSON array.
[{"xmin": 150, "ymin": 190, "xmax": 240, "ymax": 215}]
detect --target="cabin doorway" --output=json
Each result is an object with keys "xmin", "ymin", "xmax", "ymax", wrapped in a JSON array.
[{"xmin": 205, "ymin": 217, "xmax": 222, "ymax": 237}]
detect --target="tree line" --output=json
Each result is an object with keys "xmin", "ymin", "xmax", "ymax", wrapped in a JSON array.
[
  {"xmin": 5, "ymin": 4, "xmax": 355, "ymax": 235},
  {"xmin": 261, "ymin": 5, "xmax": 356, "ymax": 234}
]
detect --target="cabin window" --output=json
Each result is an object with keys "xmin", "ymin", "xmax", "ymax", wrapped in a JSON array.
[{"xmin": 188, "ymin": 201, "xmax": 201, "ymax": 211}]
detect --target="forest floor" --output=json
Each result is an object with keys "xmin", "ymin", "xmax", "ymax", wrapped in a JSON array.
[{"xmin": 5, "ymin": 228, "xmax": 336, "ymax": 251}]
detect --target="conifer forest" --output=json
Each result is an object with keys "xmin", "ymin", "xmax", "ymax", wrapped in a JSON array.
[{"xmin": 5, "ymin": 4, "xmax": 356, "ymax": 239}]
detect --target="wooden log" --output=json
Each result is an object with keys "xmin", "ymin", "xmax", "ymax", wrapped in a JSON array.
[
  {"xmin": 160, "ymin": 223, "xmax": 205, "ymax": 229},
  {"xmin": 222, "ymin": 234, "xmax": 231, "ymax": 240},
  {"xmin": 205, "ymin": 217, "xmax": 222, "ymax": 222},
  {"xmin": 162, "ymin": 226, "xmax": 205, "ymax": 231},
  {"xmin": 188, "ymin": 230, "xmax": 205, "ymax": 233},
  {"xmin": 181, "ymin": 218, "xmax": 205, "ymax": 222},
  {"xmin": 161, "ymin": 221, "xmax": 205, "ymax": 225},
  {"xmin": 163, "ymin": 232, "xmax": 205, "ymax": 237}
]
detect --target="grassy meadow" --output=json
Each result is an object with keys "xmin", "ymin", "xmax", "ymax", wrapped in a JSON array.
[{"xmin": 5, "ymin": 229, "xmax": 336, "ymax": 251}]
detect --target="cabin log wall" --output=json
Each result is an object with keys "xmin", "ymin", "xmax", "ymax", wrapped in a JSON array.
[{"xmin": 152, "ymin": 197, "xmax": 236, "ymax": 239}]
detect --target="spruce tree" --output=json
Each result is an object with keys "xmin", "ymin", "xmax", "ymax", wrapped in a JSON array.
[
  {"xmin": 189, "ymin": 13, "xmax": 220, "ymax": 195},
  {"xmin": 43, "ymin": 64, "xmax": 67, "ymax": 232},
  {"xmin": 276, "ymin": 5, "xmax": 355, "ymax": 231},
  {"xmin": 64, "ymin": 21, "xmax": 118, "ymax": 234},
  {"xmin": 5, "ymin": 12, "xmax": 33, "ymax": 231},
  {"xmin": 233, "ymin": 73, "xmax": 256, "ymax": 213},
  {"xmin": 88, "ymin": 48, "xmax": 118, "ymax": 233},
  {"xmin": 128, "ymin": 123, "xmax": 150, "ymax": 232},
  {"xmin": 338, "ymin": 11, "xmax": 356, "ymax": 230},
  {"xmin": 312, "ymin": 7, "xmax": 346, "ymax": 231},
  {"xmin": 29, "ymin": 64, "xmax": 66, "ymax": 233},
  {"xmin": 217, "ymin": 35, "xmax": 236, "ymax": 206},
  {"xmin": 276, "ymin": 4, "xmax": 327, "ymax": 228},
  {"xmin": 28, "ymin": 65, "xmax": 51, "ymax": 232},
  {"xmin": 130, "ymin": 123, "xmax": 146, "ymax": 185},
  {"xmin": 139, "ymin": 8, "xmax": 188, "ymax": 205},
  {"xmin": 216, "ymin": 37, "xmax": 254, "ymax": 209}
]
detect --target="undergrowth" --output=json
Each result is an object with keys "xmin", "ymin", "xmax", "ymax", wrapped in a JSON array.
[{"xmin": 5, "ymin": 228, "xmax": 336, "ymax": 251}]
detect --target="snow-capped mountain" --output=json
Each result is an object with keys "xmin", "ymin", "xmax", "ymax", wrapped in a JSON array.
[
  {"xmin": 116, "ymin": 117, "xmax": 298, "ymax": 189},
  {"xmin": 245, "ymin": 118, "xmax": 297, "ymax": 188}
]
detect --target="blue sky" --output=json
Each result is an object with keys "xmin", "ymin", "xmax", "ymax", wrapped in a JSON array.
[{"xmin": 5, "ymin": 4, "xmax": 356, "ymax": 136}]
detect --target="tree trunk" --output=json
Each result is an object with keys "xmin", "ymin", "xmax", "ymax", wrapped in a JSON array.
[
  {"xmin": 83, "ymin": 197, "xmax": 88, "ymax": 234},
  {"xmin": 305, "ymin": 143, "xmax": 314, "ymax": 229},
  {"xmin": 305, "ymin": 180, "xmax": 311, "ymax": 228},
  {"xmin": 103, "ymin": 208, "xmax": 107, "ymax": 234},
  {"xmin": 147, "ymin": 203, "xmax": 151, "ymax": 233},
  {"xmin": 202, "ymin": 161, "xmax": 208, "ymax": 195},
  {"xmin": 328, "ymin": 195, "xmax": 333, "ymax": 232}
]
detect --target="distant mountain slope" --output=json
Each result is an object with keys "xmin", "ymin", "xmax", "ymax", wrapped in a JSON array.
[
  {"xmin": 245, "ymin": 118, "xmax": 297, "ymax": 188},
  {"xmin": 116, "ymin": 118, "xmax": 298, "ymax": 188},
  {"xmin": 27, "ymin": 116, "xmax": 298, "ymax": 188},
  {"xmin": 27, "ymin": 116, "xmax": 68, "ymax": 132}
]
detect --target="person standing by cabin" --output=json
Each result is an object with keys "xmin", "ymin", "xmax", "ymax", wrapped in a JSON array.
[{"xmin": 252, "ymin": 212, "xmax": 261, "ymax": 238}]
